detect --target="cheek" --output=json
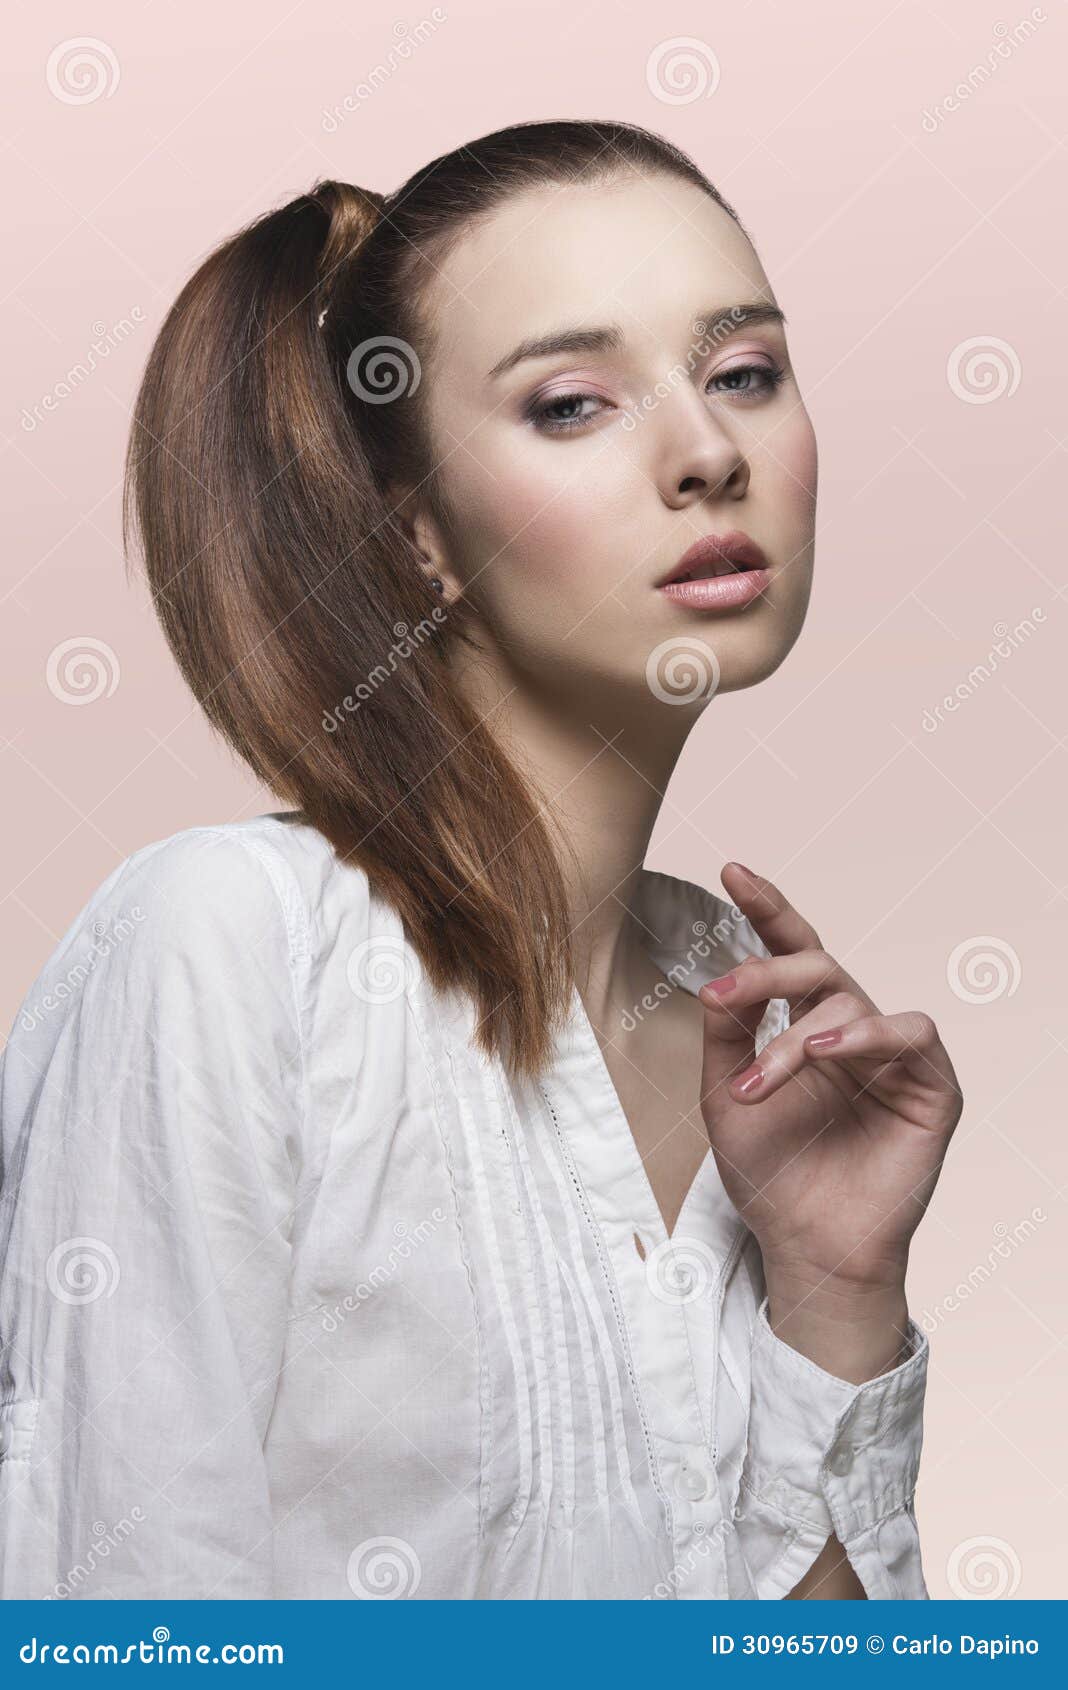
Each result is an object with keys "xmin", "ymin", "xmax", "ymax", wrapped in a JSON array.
[
  {"xmin": 455, "ymin": 447, "xmax": 625, "ymax": 600},
  {"xmin": 767, "ymin": 410, "xmax": 819, "ymax": 515}
]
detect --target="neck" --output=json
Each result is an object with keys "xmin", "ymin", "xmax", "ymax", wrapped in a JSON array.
[{"xmin": 456, "ymin": 650, "xmax": 697, "ymax": 1028}]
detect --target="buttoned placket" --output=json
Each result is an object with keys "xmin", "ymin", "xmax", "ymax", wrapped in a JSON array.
[{"xmin": 539, "ymin": 985, "xmax": 753, "ymax": 1599}]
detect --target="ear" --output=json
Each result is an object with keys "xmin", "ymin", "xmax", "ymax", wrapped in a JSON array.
[{"xmin": 391, "ymin": 484, "xmax": 459, "ymax": 603}]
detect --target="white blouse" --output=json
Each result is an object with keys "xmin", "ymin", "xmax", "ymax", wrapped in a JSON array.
[{"xmin": 0, "ymin": 812, "xmax": 930, "ymax": 1601}]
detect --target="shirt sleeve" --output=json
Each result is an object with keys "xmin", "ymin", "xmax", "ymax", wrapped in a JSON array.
[
  {"xmin": 731, "ymin": 1292, "xmax": 930, "ymax": 1599},
  {"xmin": 0, "ymin": 827, "xmax": 305, "ymax": 1599}
]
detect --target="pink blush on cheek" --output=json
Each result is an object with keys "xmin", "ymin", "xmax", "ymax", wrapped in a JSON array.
[
  {"xmin": 777, "ymin": 416, "xmax": 819, "ymax": 503},
  {"xmin": 485, "ymin": 480, "xmax": 595, "ymax": 584}
]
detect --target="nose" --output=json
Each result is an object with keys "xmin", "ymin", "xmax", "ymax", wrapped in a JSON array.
[{"xmin": 656, "ymin": 394, "xmax": 750, "ymax": 510}]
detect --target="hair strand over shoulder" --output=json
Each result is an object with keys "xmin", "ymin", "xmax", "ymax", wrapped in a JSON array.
[{"xmin": 123, "ymin": 120, "xmax": 743, "ymax": 1078}]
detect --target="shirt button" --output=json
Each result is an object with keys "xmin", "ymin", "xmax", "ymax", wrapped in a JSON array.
[
  {"xmin": 675, "ymin": 1454, "xmax": 710, "ymax": 1501},
  {"xmin": 827, "ymin": 1441, "xmax": 854, "ymax": 1476}
]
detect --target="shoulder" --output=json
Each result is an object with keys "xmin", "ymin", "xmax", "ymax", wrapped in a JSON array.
[
  {"xmin": 68, "ymin": 815, "xmax": 314, "ymax": 971},
  {"xmin": 87, "ymin": 811, "xmax": 368, "ymax": 957},
  {"xmin": 7, "ymin": 813, "xmax": 374, "ymax": 1049}
]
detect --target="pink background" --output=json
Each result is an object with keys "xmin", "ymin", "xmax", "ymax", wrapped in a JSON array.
[{"xmin": 3, "ymin": 0, "xmax": 1065, "ymax": 1599}]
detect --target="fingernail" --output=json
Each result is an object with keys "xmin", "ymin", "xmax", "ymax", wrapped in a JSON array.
[
  {"xmin": 731, "ymin": 862, "xmax": 759, "ymax": 880},
  {"xmin": 805, "ymin": 1029, "xmax": 842, "ymax": 1051},
  {"xmin": 701, "ymin": 972, "xmax": 737, "ymax": 999},
  {"xmin": 732, "ymin": 1063, "xmax": 764, "ymax": 1096}
]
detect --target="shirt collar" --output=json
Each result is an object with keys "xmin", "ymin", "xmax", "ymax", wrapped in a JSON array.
[{"xmin": 632, "ymin": 866, "xmax": 766, "ymax": 1001}]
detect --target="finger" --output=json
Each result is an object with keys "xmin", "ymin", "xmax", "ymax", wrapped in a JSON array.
[
  {"xmin": 720, "ymin": 862, "xmax": 822, "ymax": 958},
  {"xmin": 700, "ymin": 999, "xmax": 761, "ymax": 1123},
  {"xmin": 725, "ymin": 992, "xmax": 867, "ymax": 1102},
  {"xmin": 700, "ymin": 982, "xmax": 766, "ymax": 1047},
  {"xmin": 698, "ymin": 948, "xmax": 878, "ymax": 1020},
  {"xmin": 700, "ymin": 978, "xmax": 767, "ymax": 1114},
  {"xmin": 700, "ymin": 1006, "xmax": 760, "ymax": 1118},
  {"xmin": 803, "ymin": 1010, "xmax": 963, "ymax": 1104}
]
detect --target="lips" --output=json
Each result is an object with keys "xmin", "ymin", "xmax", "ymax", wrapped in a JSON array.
[{"xmin": 656, "ymin": 531, "xmax": 770, "ymax": 588}]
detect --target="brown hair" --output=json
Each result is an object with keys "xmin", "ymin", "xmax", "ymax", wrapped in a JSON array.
[{"xmin": 124, "ymin": 119, "xmax": 743, "ymax": 1079}]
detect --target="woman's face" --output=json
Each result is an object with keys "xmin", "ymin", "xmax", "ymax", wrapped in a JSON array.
[{"xmin": 410, "ymin": 170, "xmax": 818, "ymax": 719}]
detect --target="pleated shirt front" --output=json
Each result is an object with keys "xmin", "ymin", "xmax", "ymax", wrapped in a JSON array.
[{"xmin": 0, "ymin": 813, "xmax": 929, "ymax": 1600}]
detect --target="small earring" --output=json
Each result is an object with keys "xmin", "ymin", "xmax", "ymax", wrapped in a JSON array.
[{"xmin": 430, "ymin": 575, "xmax": 444, "ymax": 595}]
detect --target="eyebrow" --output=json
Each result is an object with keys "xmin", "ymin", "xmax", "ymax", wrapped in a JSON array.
[{"xmin": 485, "ymin": 302, "xmax": 786, "ymax": 381}]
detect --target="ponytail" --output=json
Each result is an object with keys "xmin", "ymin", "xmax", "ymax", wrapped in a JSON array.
[
  {"xmin": 124, "ymin": 176, "xmax": 577, "ymax": 1079},
  {"xmin": 125, "ymin": 123, "xmax": 739, "ymax": 1078}
]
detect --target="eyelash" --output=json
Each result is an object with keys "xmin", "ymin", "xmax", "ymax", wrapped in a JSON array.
[{"xmin": 528, "ymin": 362, "xmax": 787, "ymax": 434}]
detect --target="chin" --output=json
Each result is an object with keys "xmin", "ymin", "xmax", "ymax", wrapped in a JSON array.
[
  {"xmin": 712, "ymin": 654, "xmax": 787, "ymax": 697},
  {"xmin": 720, "ymin": 626, "xmax": 805, "ymax": 692},
  {"xmin": 651, "ymin": 591, "xmax": 808, "ymax": 690}
]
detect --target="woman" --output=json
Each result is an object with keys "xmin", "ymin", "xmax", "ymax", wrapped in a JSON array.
[{"xmin": 0, "ymin": 119, "xmax": 962, "ymax": 1601}]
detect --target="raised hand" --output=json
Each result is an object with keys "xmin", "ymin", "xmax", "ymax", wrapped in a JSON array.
[{"xmin": 698, "ymin": 862, "xmax": 964, "ymax": 1378}]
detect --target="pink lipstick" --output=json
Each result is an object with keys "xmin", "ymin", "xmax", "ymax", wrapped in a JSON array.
[{"xmin": 656, "ymin": 530, "xmax": 771, "ymax": 612}]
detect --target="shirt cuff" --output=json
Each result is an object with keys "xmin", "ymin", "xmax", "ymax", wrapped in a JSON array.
[{"xmin": 733, "ymin": 1294, "xmax": 929, "ymax": 1599}]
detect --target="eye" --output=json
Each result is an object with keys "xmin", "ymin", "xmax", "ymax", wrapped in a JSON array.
[
  {"xmin": 526, "ymin": 359, "xmax": 787, "ymax": 436},
  {"xmin": 527, "ymin": 391, "xmax": 608, "ymax": 434},
  {"xmin": 707, "ymin": 361, "xmax": 786, "ymax": 400}
]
